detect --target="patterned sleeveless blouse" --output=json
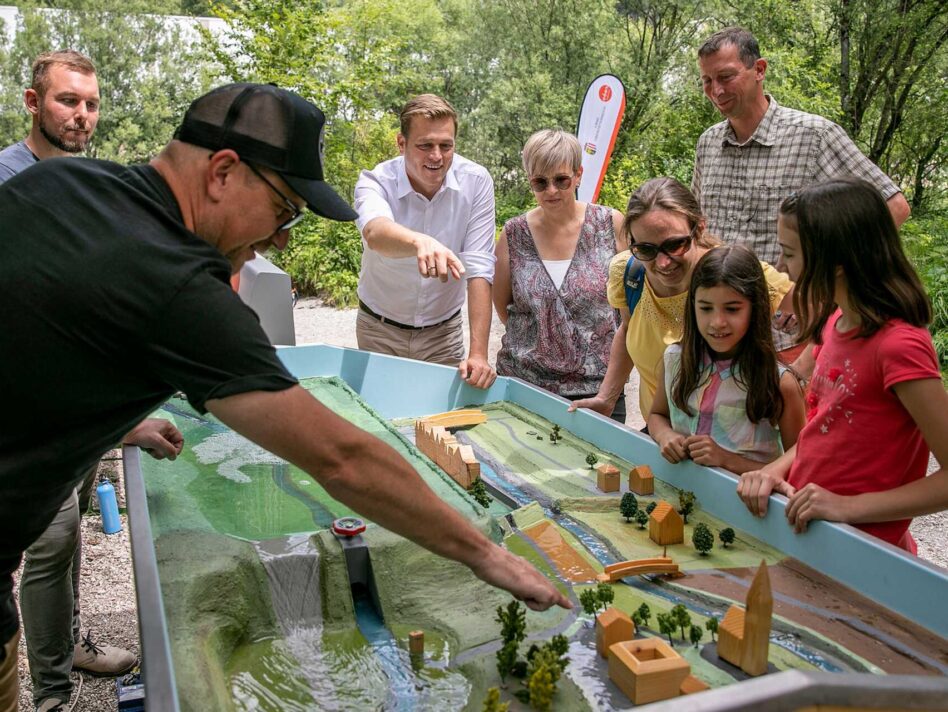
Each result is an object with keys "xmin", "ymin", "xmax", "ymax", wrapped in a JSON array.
[{"xmin": 496, "ymin": 203, "xmax": 617, "ymax": 396}]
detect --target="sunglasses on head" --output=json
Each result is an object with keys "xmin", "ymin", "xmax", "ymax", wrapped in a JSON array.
[
  {"xmin": 630, "ymin": 230, "xmax": 695, "ymax": 262},
  {"xmin": 529, "ymin": 173, "xmax": 573, "ymax": 192}
]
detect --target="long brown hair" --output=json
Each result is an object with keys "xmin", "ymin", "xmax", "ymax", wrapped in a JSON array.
[
  {"xmin": 672, "ymin": 245, "xmax": 784, "ymax": 424},
  {"xmin": 787, "ymin": 179, "xmax": 930, "ymax": 344}
]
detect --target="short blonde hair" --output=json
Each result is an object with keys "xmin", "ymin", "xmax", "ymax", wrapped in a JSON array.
[
  {"xmin": 521, "ymin": 130, "xmax": 581, "ymax": 177},
  {"xmin": 399, "ymin": 94, "xmax": 458, "ymax": 137}
]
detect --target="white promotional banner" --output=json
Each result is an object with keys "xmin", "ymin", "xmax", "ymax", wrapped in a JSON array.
[{"xmin": 576, "ymin": 74, "xmax": 626, "ymax": 204}]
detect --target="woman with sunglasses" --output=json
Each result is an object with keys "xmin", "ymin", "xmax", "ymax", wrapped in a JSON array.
[
  {"xmin": 493, "ymin": 130, "xmax": 626, "ymax": 420},
  {"xmin": 569, "ymin": 177, "xmax": 794, "ymax": 426}
]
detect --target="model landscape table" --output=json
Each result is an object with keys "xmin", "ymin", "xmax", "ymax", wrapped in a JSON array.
[{"xmin": 125, "ymin": 344, "xmax": 948, "ymax": 711}]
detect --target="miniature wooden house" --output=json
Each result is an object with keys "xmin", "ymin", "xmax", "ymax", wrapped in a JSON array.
[
  {"xmin": 596, "ymin": 463, "xmax": 620, "ymax": 493},
  {"xmin": 608, "ymin": 638, "xmax": 690, "ymax": 705},
  {"xmin": 717, "ymin": 560, "xmax": 773, "ymax": 676},
  {"xmin": 628, "ymin": 464, "xmax": 654, "ymax": 495},
  {"xmin": 596, "ymin": 606, "xmax": 635, "ymax": 658},
  {"xmin": 648, "ymin": 501, "xmax": 683, "ymax": 546}
]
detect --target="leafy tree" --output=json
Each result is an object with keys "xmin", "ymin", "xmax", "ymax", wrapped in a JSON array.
[
  {"xmin": 678, "ymin": 490, "xmax": 696, "ymax": 524},
  {"xmin": 496, "ymin": 600, "xmax": 527, "ymax": 645},
  {"xmin": 482, "ymin": 687, "xmax": 510, "ymax": 712},
  {"xmin": 635, "ymin": 509, "xmax": 649, "ymax": 529},
  {"xmin": 620, "ymin": 492, "xmax": 638, "ymax": 522},
  {"xmin": 705, "ymin": 616, "xmax": 719, "ymax": 642},
  {"xmin": 692, "ymin": 522, "xmax": 714, "ymax": 556},
  {"xmin": 719, "ymin": 527, "xmax": 736, "ymax": 548},
  {"xmin": 656, "ymin": 613, "xmax": 675, "ymax": 646},
  {"xmin": 469, "ymin": 478, "xmax": 492, "ymax": 508},
  {"xmin": 526, "ymin": 659, "xmax": 555, "ymax": 711},
  {"xmin": 496, "ymin": 640, "xmax": 518, "ymax": 686},
  {"xmin": 631, "ymin": 610, "xmax": 643, "ymax": 627},
  {"xmin": 596, "ymin": 582, "xmax": 615, "ymax": 611},
  {"xmin": 671, "ymin": 604, "xmax": 692, "ymax": 642},
  {"xmin": 585, "ymin": 453, "xmax": 598, "ymax": 469},
  {"xmin": 579, "ymin": 588, "xmax": 600, "ymax": 620},
  {"xmin": 689, "ymin": 624, "xmax": 704, "ymax": 648},
  {"xmin": 645, "ymin": 501, "xmax": 657, "ymax": 515},
  {"xmin": 637, "ymin": 603, "xmax": 651, "ymax": 628}
]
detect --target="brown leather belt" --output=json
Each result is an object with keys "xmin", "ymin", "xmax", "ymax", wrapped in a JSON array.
[{"xmin": 359, "ymin": 300, "xmax": 461, "ymax": 331}]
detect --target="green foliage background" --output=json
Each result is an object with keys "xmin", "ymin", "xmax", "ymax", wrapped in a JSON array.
[{"xmin": 0, "ymin": 0, "xmax": 946, "ymax": 359}]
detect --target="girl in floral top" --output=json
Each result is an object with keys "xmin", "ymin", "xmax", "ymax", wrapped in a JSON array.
[{"xmin": 648, "ymin": 245, "xmax": 805, "ymax": 473}]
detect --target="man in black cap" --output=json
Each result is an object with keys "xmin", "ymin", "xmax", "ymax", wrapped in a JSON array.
[{"xmin": 0, "ymin": 83, "xmax": 570, "ymax": 708}]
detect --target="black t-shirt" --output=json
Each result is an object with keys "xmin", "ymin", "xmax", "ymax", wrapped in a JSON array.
[{"xmin": 0, "ymin": 157, "xmax": 298, "ymax": 642}]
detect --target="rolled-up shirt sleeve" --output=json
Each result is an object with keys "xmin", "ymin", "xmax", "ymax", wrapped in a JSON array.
[
  {"xmin": 354, "ymin": 169, "xmax": 395, "ymax": 237},
  {"xmin": 459, "ymin": 169, "xmax": 497, "ymax": 283}
]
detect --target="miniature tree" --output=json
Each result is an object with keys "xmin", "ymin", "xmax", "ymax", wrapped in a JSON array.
[
  {"xmin": 496, "ymin": 640, "xmax": 518, "ymax": 685},
  {"xmin": 483, "ymin": 687, "xmax": 510, "ymax": 712},
  {"xmin": 635, "ymin": 509, "xmax": 649, "ymax": 529},
  {"xmin": 620, "ymin": 492, "xmax": 638, "ymax": 522},
  {"xmin": 496, "ymin": 600, "xmax": 527, "ymax": 646},
  {"xmin": 705, "ymin": 616, "xmax": 719, "ymax": 642},
  {"xmin": 527, "ymin": 659, "xmax": 555, "ymax": 711},
  {"xmin": 631, "ymin": 610, "xmax": 643, "ymax": 627},
  {"xmin": 579, "ymin": 588, "xmax": 600, "ymax": 620},
  {"xmin": 692, "ymin": 522, "xmax": 714, "ymax": 556},
  {"xmin": 671, "ymin": 604, "xmax": 692, "ymax": 641},
  {"xmin": 656, "ymin": 613, "xmax": 675, "ymax": 646},
  {"xmin": 596, "ymin": 582, "xmax": 614, "ymax": 611},
  {"xmin": 585, "ymin": 453, "xmax": 598, "ymax": 469},
  {"xmin": 678, "ymin": 490, "xmax": 696, "ymax": 524},
  {"xmin": 645, "ymin": 501, "xmax": 657, "ymax": 515},
  {"xmin": 469, "ymin": 478, "xmax": 492, "ymax": 508},
  {"xmin": 719, "ymin": 527, "xmax": 735, "ymax": 548},
  {"xmin": 637, "ymin": 603, "xmax": 651, "ymax": 628},
  {"xmin": 550, "ymin": 425, "xmax": 561, "ymax": 444},
  {"xmin": 690, "ymin": 624, "xmax": 704, "ymax": 648}
]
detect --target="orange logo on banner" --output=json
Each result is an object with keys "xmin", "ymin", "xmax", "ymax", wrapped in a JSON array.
[{"xmin": 598, "ymin": 85, "xmax": 612, "ymax": 102}]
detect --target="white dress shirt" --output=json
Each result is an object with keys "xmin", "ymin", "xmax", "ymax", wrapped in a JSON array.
[{"xmin": 354, "ymin": 154, "xmax": 496, "ymax": 326}]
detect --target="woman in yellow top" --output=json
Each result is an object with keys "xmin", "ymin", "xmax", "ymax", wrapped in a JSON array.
[{"xmin": 569, "ymin": 177, "xmax": 793, "ymax": 424}]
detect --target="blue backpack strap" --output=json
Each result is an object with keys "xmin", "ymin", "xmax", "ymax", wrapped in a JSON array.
[{"xmin": 623, "ymin": 254, "xmax": 645, "ymax": 315}]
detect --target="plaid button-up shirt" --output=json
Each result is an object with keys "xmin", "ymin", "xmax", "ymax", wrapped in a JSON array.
[{"xmin": 692, "ymin": 96, "xmax": 900, "ymax": 350}]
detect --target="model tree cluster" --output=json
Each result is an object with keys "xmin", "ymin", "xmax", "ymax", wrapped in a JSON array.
[
  {"xmin": 469, "ymin": 477, "xmax": 492, "ymax": 508},
  {"xmin": 692, "ymin": 522, "xmax": 714, "ymax": 556},
  {"xmin": 579, "ymin": 583, "xmax": 616, "ymax": 620},
  {"xmin": 705, "ymin": 616, "xmax": 719, "ymax": 642},
  {"xmin": 719, "ymin": 527, "xmax": 735, "ymax": 548},
  {"xmin": 678, "ymin": 490, "xmax": 696, "ymax": 523},
  {"xmin": 634, "ymin": 509, "xmax": 649, "ymax": 528},
  {"xmin": 620, "ymin": 492, "xmax": 638, "ymax": 522},
  {"xmin": 549, "ymin": 425, "xmax": 562, "ymax": 444}
]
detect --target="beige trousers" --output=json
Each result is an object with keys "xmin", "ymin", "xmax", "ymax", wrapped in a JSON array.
[{"xmin": 356, "ymin": 310, "xmax": 464, "ymax": 366}]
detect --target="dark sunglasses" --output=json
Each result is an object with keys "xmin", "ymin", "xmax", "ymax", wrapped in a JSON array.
[
  {"xmin": 529, "ymin": 173, "xmax": 573, "ymax": 192},
  {"xmin": 630, "ymin": 230, "xmax": 694, "ymax": 262},
  {"xmin": 245, "ymin": 162, "xmax": 305, "ymax": 231}
]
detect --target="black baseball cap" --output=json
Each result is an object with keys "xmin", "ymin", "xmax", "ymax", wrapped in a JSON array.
[{"xmin": 175, "ymin": 83, "xmax": 357, "ymax": 222}]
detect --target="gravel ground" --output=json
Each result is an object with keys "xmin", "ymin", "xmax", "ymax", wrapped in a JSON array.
[{"xmin": 12, "ymin": 296, "xmax": 944, "ymax": 711}]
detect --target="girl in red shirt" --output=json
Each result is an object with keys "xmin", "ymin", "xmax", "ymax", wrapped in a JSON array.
[{"xmin": 737, "ymin": 178, "xmax": 948, "ymax": 552}]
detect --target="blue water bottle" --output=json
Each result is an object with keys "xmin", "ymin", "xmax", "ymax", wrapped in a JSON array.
[{"xmin": 96, "ymin": 477, "xmax": 122, "ymax": 534}]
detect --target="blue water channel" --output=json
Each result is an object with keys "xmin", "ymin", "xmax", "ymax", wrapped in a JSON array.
[{"xmin": 478, "ymin": 463, "xmax": 845, "ymax": 673}]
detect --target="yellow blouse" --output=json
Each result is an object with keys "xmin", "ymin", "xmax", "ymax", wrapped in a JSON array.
[{"xmin": 607, "ymin": 249, "xmax": 792, "ymax": 419}]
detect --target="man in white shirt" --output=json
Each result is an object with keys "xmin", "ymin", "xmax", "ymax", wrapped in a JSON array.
[{"xmin": 354, "ymin": 94, "xmax": 497, "ymax": 389}]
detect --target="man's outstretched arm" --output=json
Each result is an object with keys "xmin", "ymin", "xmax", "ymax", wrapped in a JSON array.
[{"xmin": 208, "ymin": 386, "xmax": 570, "ymax": 611}]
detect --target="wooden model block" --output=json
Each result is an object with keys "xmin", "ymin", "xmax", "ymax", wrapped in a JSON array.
[
  {"xmin": 716, "ymin": 560, "xmax": 772, "ymax": 676},
  {"xmin": 740, "ymin": 561, "xmax": 773, "ymax": 676},
  {"xmin": 414, "ymin": 419, "xmax": 480, "ymax": 489},
  {"xmin": 408, "ymin": 630, "xmax": 424, "ymax": 655},
  {"xmin": 608, "ymin": 638, "xmax": 690, "ymax": 705},
  {"xmin": 596, "ymin": 463, "xmax": 620, "ymax": 492},
  {"xmin": 679, "ymin": 674, "xmax": 710, "ymax": 695},
  {"xmin": 648, "ymin": 501, "xmax": 684, "ymax": 546},
  {"xmin": 595, "ymin": 606, "xmax": 635, "ymax": 658},
  {"xmin": 716, "ymin": 605, "xmax": 745, "ymax": 667},
  {"xmin": 628, "ymin": 465, "xmax": 654, "ymax": 495}
]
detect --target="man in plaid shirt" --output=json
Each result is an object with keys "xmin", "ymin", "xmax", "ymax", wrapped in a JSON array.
[{"xmin": 692, "ymin": 26, "xmax": 910, "ymax": 357}]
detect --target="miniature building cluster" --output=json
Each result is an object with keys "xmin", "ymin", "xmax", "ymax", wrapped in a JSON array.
[
  {"xmin": 596, "ymin": 606, "xmax": 708, "ymax": 704},
  {"xmin": 414, "ymin": 410, "xmax": 486, "ymax": 489}
]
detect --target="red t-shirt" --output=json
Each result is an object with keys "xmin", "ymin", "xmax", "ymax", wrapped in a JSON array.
[{"xmin": 788, "ymin": 311, "xmax": 940, "ymax": 551}]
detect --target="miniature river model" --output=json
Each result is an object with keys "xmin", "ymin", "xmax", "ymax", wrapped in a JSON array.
[{"xmin": 124, "ymin": 345, "xmax": 948, "ymax": 711}]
